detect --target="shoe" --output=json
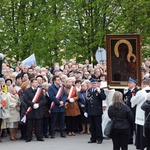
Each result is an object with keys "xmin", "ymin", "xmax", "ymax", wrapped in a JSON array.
[
  {"xmin": 20, "ymin": 136, "xmax": 24, "ymax": 140},
  {"xmin": 44, "ymin": 135, "xmax": 49, "ymax": 138},
  {"xmin": 67, "ymin": 132, "xmax": 72, "ymax": 136},
  {"xmin": 61, "ymin": 133, "xmax": 66, "ymax": 138},
  {"xmin": 128, "ymin": 141, "xmax": 133, "ymax": 144},
  {"xmin": 37, "ymin": 139, "xmax": 44, "ymax": 141},
  {"xmin": 80, "ymin": 131, "xmax": 86, "ymax": 134},
  {"xmin": 103, "ymin": 137, "xmax": 110, "ymax": 140},
  {"xmin": 87, "ymin": 131, "xmax": 91, "ymax": 134},
  {"xmin": 26, "ymin": 139, "xmax": 31, "ymax": 142},
  {"xmin": 10, "ymin": 137, "xmax": 16, "ymax": 141},
  {"xmin": 71, "ymin": 132, "xmax": 75, "ymax": 136},
  {"xmin": 51, "ymin": 135, "xmax": 55, "ymax": 139},
  {"xmin": 14, "ymin": 137, "xmax": 19, "ymax": 140},
  {"xmin": 88, "ymin": 140, "xmax": 96, "ymax": 143},
  {"xmin": 97, "ymin": 140, "xmax": 102, "ymax": 144},
  {"xmin": 0, "ymin": 139, "xmax": 2, "ymax": 142}
]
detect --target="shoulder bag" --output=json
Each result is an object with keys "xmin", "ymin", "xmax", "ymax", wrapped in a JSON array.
[
  {"xmin": 104, "ymin": 119, "xmax": 114, "ymax": 138},
  {"xmin": 2, "ymin": 107, "xmax": 11, "ymax": 119}
]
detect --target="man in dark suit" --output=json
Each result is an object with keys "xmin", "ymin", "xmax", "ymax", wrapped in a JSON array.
[
  {"xmin": 48, "ymin": 75, "xmax": 67, "ymax": 138},
  {"xmin": 123, "ymin": 77, "xmax": 138, "ymax": 144},
  {"xmin": 85, "ymin": 79, "xmax": 106, "ymax": 144},
  {"xmin": 23, "ymin": 78, "xmax": 46, "ymax": 142}
]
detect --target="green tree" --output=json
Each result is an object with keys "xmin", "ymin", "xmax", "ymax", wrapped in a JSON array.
[{"xmin": 0, "ymin": 0, "xmax": 150, "ymax": 66}]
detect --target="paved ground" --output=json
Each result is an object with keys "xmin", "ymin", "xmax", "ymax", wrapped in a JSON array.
[{"xmin": 0, "ymin": 132, "xmax": 136, "ymax": 150}]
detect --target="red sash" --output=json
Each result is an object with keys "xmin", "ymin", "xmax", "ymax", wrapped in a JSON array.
[
  {"xmin": 67, "ymin": 86, "xmax": 75, "ymax": 99},
  {"xmin": 49, "ymin": 86, "xmax": 63, "ymax": 114},
  {"xmin": 21, "ymin": 87, "xmax": 42, "ymax": 123},
  {"xmin": 1, "ymin": 99, "xmax": 6, "ymax": 107},
  {"xmin": 65, "ymin": 86, "xmax": 75, "ymax": 108}
]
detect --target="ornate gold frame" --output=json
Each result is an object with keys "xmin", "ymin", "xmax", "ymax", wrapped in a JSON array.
[{"xmin": 106, "ymin": 34, "xmax": 142, "ymax": 89}]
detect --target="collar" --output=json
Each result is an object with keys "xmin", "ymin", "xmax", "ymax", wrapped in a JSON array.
[
  {"xmin": 32, "ymin": 87, "xmax": 37, "ymax": 90},
  {"xmin": 130, "ymin": 88, "xmax": 135, "ymax": 92}
]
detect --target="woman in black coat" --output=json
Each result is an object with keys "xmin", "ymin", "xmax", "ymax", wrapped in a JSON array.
[
  {"xmin": 108, "ymin": 91, "xmax": 134, "ymax": 150},
  {"xmin": 78, "ymin": 82, "xmax": 90, "ymax": 134},
  {"xmin": 19, "ymin": 81, "xmax": 30, "ymax": 140},
  {"xmin": 42, "ymin": 82, "xmax": 51, "ymax": 138},
  {"xmin": 141, "ymin": 93, "xmax": 150, "ymax": 150}
]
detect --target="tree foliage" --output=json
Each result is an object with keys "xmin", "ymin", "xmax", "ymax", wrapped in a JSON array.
[{"xmin": 0, "ymin": 0, "xmax": 149, "ymax": 66}]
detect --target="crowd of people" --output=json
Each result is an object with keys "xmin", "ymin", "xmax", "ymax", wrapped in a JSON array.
[{"xmin": 0, "ymin": 58, "xmax": 150, "ymax": 150}]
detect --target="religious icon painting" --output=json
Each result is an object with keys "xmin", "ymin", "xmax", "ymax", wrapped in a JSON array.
[{"xmin": 106, "ymin": 34, "xmax": 142, "ymax": 89}]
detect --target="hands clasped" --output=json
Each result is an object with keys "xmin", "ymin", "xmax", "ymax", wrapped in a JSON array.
[
  {"xmin": 33, "ymin": 103, "xmax": 39, "ymax": 109},
  {"xmin": 69, "ymin": 98, "xmax": 75, "ymax": 103}
]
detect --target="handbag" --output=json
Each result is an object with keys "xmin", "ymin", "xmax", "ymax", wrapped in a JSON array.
[
  {"xmin": 2, "ymin": 107, "xmax": 11, "ymax": 119},
  {"xmin": 104, "ymin": 120, "xmax": 114, "ymax": 138}
]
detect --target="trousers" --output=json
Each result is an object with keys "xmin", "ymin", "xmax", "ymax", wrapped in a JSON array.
[
  {"xmin": 26, "ymin": 118, "xmax": 43, "ymax": 140},
  {"xmin": 89, "ymin": 115, "xmax": 103, "ymax": 141},
  {"xmin": 112, "ymin": 128, "xmax": 129, "ymax": 150}
]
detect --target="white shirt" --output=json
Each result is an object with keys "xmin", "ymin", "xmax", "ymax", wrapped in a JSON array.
[{"xmin": 131, "ymin": 86, "xmax": 150, "ymax": 126}]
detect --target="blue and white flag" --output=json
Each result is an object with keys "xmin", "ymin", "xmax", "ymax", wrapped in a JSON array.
[{"xmin": 22, "ymin": 53, "xmax": 36, "ymax": 66}]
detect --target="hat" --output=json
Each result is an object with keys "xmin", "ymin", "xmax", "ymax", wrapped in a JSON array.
[
  {"xmin": 128, "ymin": 77, "xmax": 136, "ymax": 84},
  {"xmin": 0, "ymin": 78, "xmax": 5, "ymax": 83},
  {"xmin": 53, "ymin": 70, "xmax": 60, "ymax": 74},
  {"xmin": 5, "ymin": 78, "xmax": 13, "ymax": 84},
  {"xmin": 90, "ymin": 79, "xmax": 98, "ymax": 83}
]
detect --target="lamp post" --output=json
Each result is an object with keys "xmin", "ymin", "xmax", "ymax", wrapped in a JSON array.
[{"xmin": 0, "ymin": 53, "xmax": 4, "ymax": 77}]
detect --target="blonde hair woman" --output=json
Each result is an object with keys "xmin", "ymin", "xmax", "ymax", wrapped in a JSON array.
[{"xmin": 108, "ymin": 91, "xmax": 134, "ymax": 150}]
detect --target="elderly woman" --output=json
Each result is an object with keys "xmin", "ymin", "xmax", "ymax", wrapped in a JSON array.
[
  {"xmin": 19, "ymin": 81, "xmax": 30, "ymax": 140},
  {"xmin": 108, "ymin": 91, "xmax": 134, "ymax": 150},
  {"xmin": 0, "ymin": 84, "xmax": 8, "ymax": 142},
  {"xmin": 65, "ymin": 78, "xmax": 80, "ymax": 136},
  {"xmin": 78, "ymin": 82, "xmax": 90, "ymax": 134},
  {"xmin": 6, "ymin": 86, "xmax": 20, "ymax": 141}
]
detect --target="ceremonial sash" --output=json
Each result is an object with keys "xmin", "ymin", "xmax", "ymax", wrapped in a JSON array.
[
  {"xmin": 65, "ymin": 86, "xmax": 75, "ymax": 108},
  {"xmin": 49, "ymin": 86, "xmax": 63, "ymax": 114},
  {"xmin": 21, "ymin": 88, "xmax": 42, "ymax": 123}
]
